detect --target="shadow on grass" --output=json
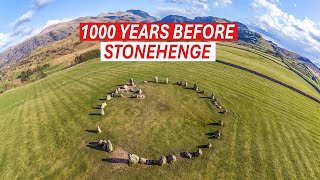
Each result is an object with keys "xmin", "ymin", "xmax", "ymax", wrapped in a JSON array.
[
  {"xmin": 207, "ymin": 122, "xmax": 220, "ymax": 126},
  {"xmin": 89, "ymin": 113, "xmax": 101, "ymax": 116},
  {"xmin": 102, "ymin": 158, "xmax": 128, "ymax": 164},
  {"xmin": 99, "ymin": 98, "xmax": 106, "ymax": 100},
  {"xmin": 197, "ymin": 145, "xmax": 208, "ymax": 148},
  {"xmin": 85, "ymin": 129, "xmax": 97, "ymax": 133},
  {"xmin": 87, "ymin": 142, "xmax": 105, "ymax": 152},
  {"xmin": 199, "ymin": 96, "xmax": 209, "ymax": 99}
]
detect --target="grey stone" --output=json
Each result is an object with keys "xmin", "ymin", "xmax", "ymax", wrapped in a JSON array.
[
  {"xmin": 129, "ymin": 78, "xmax": 134, "ymax": 86},
  {"xmin": 98, "ymin": 140, "xmax": 104, "ymax": 147},
  {"xmin": 123, "ymin": 85, "xmax": 128, "ymax": 89},
  {"xmin": 137, "ymin": 89, "xmax": 142, "ymax": 95},
  {"xmin": 195, "ymin": 149, "xmax": 203, "ymax": 157},
  {"xmin": 158, "ymin": 156, "xmax": 167, "ymax": 166},
  {"xmin": 193, "ymin": 84, "xmax": 198, "ymax": 90},
  {"xmin": 154, "ymin": 76, "xmax": 159, "ymax": 83},
  {"xmin": 100, "ymin": 108, "xmax": 105, "ymax": 116},
  {"xmin": 206, "ymin": 143, "xmax": 212, "ymax": 148},
  {"xmin": 101, "ymin": 102, "xmax": 107, "ymax": 109},
  {"xmin": 97, "ymin": 126, "xmax": 101, "ymax": 133},
  {"xmin": 210, "ymin": 93, "xmax": 215, "ymax": 99},
  {"xmin": 106, "ymin": 140, "xmax": 113, "ymax": 152},
  {"xmin": 106, "ymin": 95, "xmax": 112, "ymax": 101},
  {"xmin": 128, "ymin": 154, "xmax": 140, "ymax": 165},
  {"xmin": 139, "ymin": 158, "xmax": 147, "ymax": 164},
  {"xmin": 167, "ymin": 155, "xmax": 177, "ymax": 163},
  {"xmin": 185, "ymin": 82, "xmax": 188, "ymax": 87},
  {"xmin": 165, "ymin": 78, "xmax": 169, "ymax": 84},
  {"xmin": 182, "ymin": 151, "xmax": 192, "ymax": 158}
]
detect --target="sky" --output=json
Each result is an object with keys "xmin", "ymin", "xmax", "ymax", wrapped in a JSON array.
[{"xmin": 0, "ymin": 0, "xmax": 320, "ymax": 67}]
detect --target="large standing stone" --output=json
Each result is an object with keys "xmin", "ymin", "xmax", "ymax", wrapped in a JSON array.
[
  {"xmin": 158, "ymin": 156, "xmax": 167, "ymax": 166},
  {"xmin": 167, "ymin": 155, "xmax": 177, "ymax": 163},
  {"xmin": 193, "ymin": 84, "xmax": 198, "ymax": 90},
  {"xmin": 154, "ymin": 76, "xmax": 159, "ymax": 83},
  {"xmin": 106, "ymin": 95, "xmax": 112, "ymax": 101},
  {"xmin": 185, "ymin": 82, "xmax": 188, "ymax": 87},
  {"xmin": 165, "ymin": 78, "xmax": 169, "ymax": 84},
  {"xmin": 195, "ymin": 149, "xmax": 203, "ymax": 157},
  {"xmin": 129, "ymin": 78, "xmax": 134, "ymax": 86},
  {"xmin": 100, "ymin": 108, "xmax": 105, "ymax": 116},
  {"xmin": 106, "ymin": 140, "xmax": 113, "ymax": 152},
  {"xmin": 97, "ymin": 126, "xmax": 101, "ymax": 133},
  {"xmin": 128, "ymin": 154, "xmax": 140, "ymax": 165}
]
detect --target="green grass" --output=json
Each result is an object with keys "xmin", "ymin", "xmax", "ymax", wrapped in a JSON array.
[
  {"xmin": 43, "ymin": 62, "xmax": 65, "ymax": 75},
  {"xmin": 0, "ymin": 48, "xmax": 319, "ymax": 179}
]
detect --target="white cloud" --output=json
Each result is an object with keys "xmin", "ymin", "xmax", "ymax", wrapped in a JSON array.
[
  {"xmin": 251, "ymin": 0, "xmax": 320, "ymax": 66},
  {"xmin": 213, "ymin": 0, "xmax": 232, "ymax": 7},
  {"xmin": 43, "ymin": 18, "xmax": 73, "ymax": 29},
  {"xmin": 35, "ymin": 0, "xmax": 53, "ymax": 9},
  {"xmin": 157, "ymin": 6, "xmax": 206, "ymax": 18},
  {"xmin": 11, "ymin": 10, "xmax": 34, "ymax": 27},
  {"xmin": 166, "ymin": 0, "xmax": 209, "ymax": 9}
]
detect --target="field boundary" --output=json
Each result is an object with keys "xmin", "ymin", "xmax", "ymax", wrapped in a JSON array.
[{"xmin": 216, "ymin": 60, "xmax": 320, "ymax": 104}]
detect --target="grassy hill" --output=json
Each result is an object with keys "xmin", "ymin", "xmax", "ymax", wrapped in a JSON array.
[{"xmin": 0, "ymin": 45, "xmax": 319, "ymax": 179}]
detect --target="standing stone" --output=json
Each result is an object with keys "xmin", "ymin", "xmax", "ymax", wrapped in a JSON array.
[
  {"xmin": 195, "ymin": 149, "xmax": 203, "ymax": 157},
  {"xmin": 100, "ymin": 108, "xmax": 105, "ymax": 116},
  {"xmin": 182, "ymin": 151, "xmax": 192, "ymax": 158},
  {"xmin": 106, "ymin": 140, "xmax": 113, "ymax": 152},
  {"xmin": 165, "ymin": 78, "xmax": 169, "ymax": 84},
  {"xmin": 180, "ymin": 81, "xmax": 183, "ymax": 85},
  {"xmin": 138, "ymin": 89, "xmax": 142, "ymax": 95},
  {"xmin": 128, "ymin": 154, "xmax": 140, "ymax": 165},
  {"xmin": 154, "ymin": 76, "xmax": 159, "ymax": 83},
  {"xmin": 120, "ymin": 94, "xmax": 124, "ymax": 98},
  {"xmin": 106, "ymin": 95, "xmax": 112, "ymax": 101},
  {"xmin": 139, "ymin": 158, "xmax": 147, "ymax": 164},
  {"xmin": 97, "ymin": 126, "xmax": 101, "ymax": 133},
  {"xmin": 218, "ymin": 120, "xmax": 224, "ymax": 126},
  {"xmin": 98, "ymin": 140, "xmax": 104, "ymax": 147},
  {"xmin": 206, "ymin": 143, "xmax": 212, "ymax": 148},
  {"xmin": 167, "ymin": 155, "xmax": 177, "ymax": 163},
  {"xmin": 193, "ymin": 84, "xmax": 198, "ymax": 90},
  {"xmin": 210, "ymin": 93, "xmax": 215, "ymax": 100},
  {"xmin": 158, "ymin": 156, "xmax": 167, "ymax": 166},
  {"xmin": 129, "ymin": 78, "xmax": 134, "ymax": 86},
  {"xmin": 185, "ymin": 82, "xmax": 188, "ymax": 87},
  {"xmin": 115, "ymin": 89, "xmax": 119, "ymax": 94},
  {"xmin": 101, "ymin": 102, "xmax": 107, "ymax": 109},
  {"xmin": 123, "ymin": 85, "xmax": 128, "ymax": 89}
]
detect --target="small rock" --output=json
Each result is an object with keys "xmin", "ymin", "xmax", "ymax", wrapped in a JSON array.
[
  {"xmin": 158, "ymin": 156, "xmax": 167, "ymax": 166},
  {"xmin": 154, "ymin": 76, "xmax": 159, "ymax": 83},
  {"xmin": 182, "ymin": 151, "xmax": 192, "ymax": 158},
  {"xmin": 167, "ymin": 155, "xmax": 177, "ymax": 163},
  {"xmin": 218, "ymin": 106, "xmax": 222, "ymax": 109},
  {"xmin": 137, "ymin": 89, "xmax": 142, "ymax": 95},
  {"xmin": 193, "ymin": 84, "xmax": 198, "ymax": 90},
  {"xmin": 101, "ymin": 102, "xmax": 107, "ymax": 109},
  {"xmin": 210, "ymin": 93, "xmax": 215, "ymax": 100},
  {"xmin": 123, "ymin": 85, "xmax": 128, "ymax": 89},
  {"xmin": 218, "ymin": 120, "xmax": 224, "ymax": 126},
  {"xmin": 206, "ymin": 143, "xmax": 212, "ymax": 148},
  {"xmin": 97, "ymin": 126, "xmax": 101, "ymax": 133},
  {"xmin": 185, "ymin": 82, "xmax": 188, "ymax": 87},
  {"xmin": 106, "ymin": 95, "xmax": 112, "ymax": 101},
  {"xmin": 139, "ymin": 158, "xmax": 147, "ymax": 164},
  {"xmin": 120, "ymin": 94, "xmax": 124, "ymax": 98},
  {"xmin": 98, "ymin": 140, "xmax": 104, "ymax": 147},
  {"xmin": 128, "ymin": 154, "xmax": 140, "ymax": 165},
  {"xmin": 195, "ymin": 149, "xmax": 203, "ymax": 157},
  {"xmin": 143, "ymin": 81, "xmax": 148, "ymax": 83},
  {"xmin": 165, "ymin": 78, "xmax": 169, "ymax": 84}
]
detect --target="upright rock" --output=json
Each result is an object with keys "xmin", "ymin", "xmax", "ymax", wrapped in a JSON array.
[
  {"xmin": 182, "ymin": 151, "xmax": 192, "ymax": 158},
  {"xmin": 139, "ymin": 158, "xmax": 147, "ymax": 164},
  {"xmin": 106, "ymin": 95, "xmax": 112, "ymax": 101},
  {"xmin": 106, "ymin": 140, "xmax": 113, "ymax": 152},
  {"xmin": 185, "ymin": 82, "xmax": 188, "ymax": 87},
  {"xmin": 97, "ymin": 126, "xmax": 102, "ymax": 133},
  {"xmin": 158, "ymin": 156, "xmax": 167, "ymax": 166},
  {"xmin": 165, "ymin": 78, "xmax": 169, "ymax": 84},
  {"xmin": 101, "ymin": 102, "xmax": 107, "ymax": 109},
  {"xmin": 210, "ymin": 93, "xmax": 215, "ymax": 100},
  {"xmin": 128, "ymin": 154, "xmax": 140, "ymax": 165},
  {"xmin": 167, "ymin": 155, "xmax": 177, "ymax": 163},
  {"xmin": 138, "ymin": 89, "xmax": 142, "ymax": 95},
  {"xmin": 154, "ymin": 76, "xmax": 159, "ymax": 83},
  {"xmin": 100, "ymin": 108, "xmax": 105, "ymax": 116},
  {"xmin": 206, "ymin": 143, "xmax": 212, "ymax": 148},
  {"xmin": 193, "ymin": 84, "xmax": 198, "ymax": 90},
  {"xmin": 195, "ymin": 149, "xmax": 203, "ymax": 157},
  {"xmin": 129, "ymin": 78, "xmax": 134, "ymax": 86}
]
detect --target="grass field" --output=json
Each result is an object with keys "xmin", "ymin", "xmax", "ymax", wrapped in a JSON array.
[{"xmin": 0, "ymin": 46, "xmax": 320, "ymax": 179}]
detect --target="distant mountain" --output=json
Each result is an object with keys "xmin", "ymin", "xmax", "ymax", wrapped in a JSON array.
[{"xmin": 0, "ymin": 10, "xmax": 318, "ymax": 76}]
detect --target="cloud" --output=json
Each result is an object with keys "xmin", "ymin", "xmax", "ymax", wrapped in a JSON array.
[
  {"xmin": 11, "ymin": 10, "xmax": 34, "ymax": 28},
  {"xmin": 165, "ymin": 0, "xmax": 209, "ymax": 9},
  {"xmin": 34, "ymin": 0, "xmax": 52, "ymax": 9},
  {"xmin": 43, "ymin": 18, "xmax": 73, "ymax": 29},
  {"xmin": 213, "ymin": 0, "xmax": 232, "ymax": 7},
  {"xmin": 157, "ymin": 6, "xmax": 206, "ymax": 18},
  {"xmin": 251, "ymin": 0, "xmax": 320, "ymax": 66}
]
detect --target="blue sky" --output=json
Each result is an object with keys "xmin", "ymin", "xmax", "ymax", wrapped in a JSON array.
[{"xmin": 0, "ymin": 0, "xmax": 320, "ymax": 67}]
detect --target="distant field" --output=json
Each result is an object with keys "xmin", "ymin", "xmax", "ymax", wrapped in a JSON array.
[{"xmin": 0, "ymin": 52, "xmax": 319, "ymax": 179}]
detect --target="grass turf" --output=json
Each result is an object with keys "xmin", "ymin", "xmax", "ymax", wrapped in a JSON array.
[{"xmin": 0, "ymin": 47, "xmax": 319, "ymax": 179}]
